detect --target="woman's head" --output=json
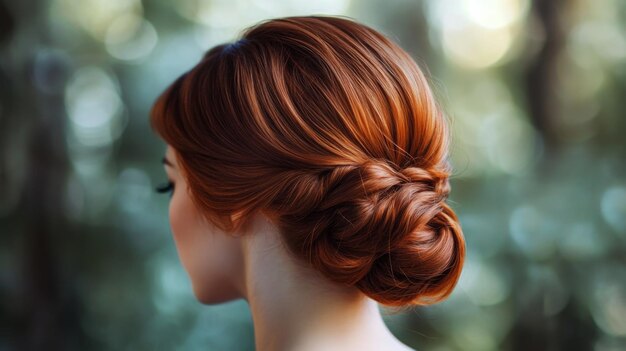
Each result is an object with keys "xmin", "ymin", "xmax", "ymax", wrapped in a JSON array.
[{"xmin": 151, "ymin": 15, "xmax": 465, "ymax": 307}]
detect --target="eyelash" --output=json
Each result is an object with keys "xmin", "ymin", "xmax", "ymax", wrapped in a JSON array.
[{"xmin": 155, "ymin": 181, "xmax": 175, "ymax": 197}]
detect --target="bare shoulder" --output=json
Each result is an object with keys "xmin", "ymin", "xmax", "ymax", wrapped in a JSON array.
[
  {"xmin": 387, "ymin": 339, "xmax": 416, "ymax": 351},
  {"xmin": 294, "ymin": 336, "xmax": 416, "ymax": 351}
]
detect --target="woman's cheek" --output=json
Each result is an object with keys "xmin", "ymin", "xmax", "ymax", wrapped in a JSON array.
[
  {"xmin": 168, "ymin": 188, "xmax": 201, "ymax": 275},
  {"xmin": 167, "ymin": 186, "xmax": 243, "ymax": 303}
]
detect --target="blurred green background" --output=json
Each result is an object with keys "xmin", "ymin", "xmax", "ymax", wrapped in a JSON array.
[{"xmin": 1, "ymin": 0, "xmax": 625, "ymax": 350}]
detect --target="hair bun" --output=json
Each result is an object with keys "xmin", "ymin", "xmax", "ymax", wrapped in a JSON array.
[{"xmin": 275, "ymin": 159, "xmax": 465, "ymax": 307}]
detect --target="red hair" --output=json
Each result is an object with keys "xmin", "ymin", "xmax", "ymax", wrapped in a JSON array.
[{"xmin": 150, "ymin": 15, "xmax": 465, "ymax": 307}]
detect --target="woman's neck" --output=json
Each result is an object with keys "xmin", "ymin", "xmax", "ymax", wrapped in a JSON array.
[{"xmin": 237, "ymin": 213, "xmax": 413, "ymax": 351}]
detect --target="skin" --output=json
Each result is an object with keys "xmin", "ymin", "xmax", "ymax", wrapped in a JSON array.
[{"xmin": 162, "ymin": 145, "xmax": 415, "ymax": 351}]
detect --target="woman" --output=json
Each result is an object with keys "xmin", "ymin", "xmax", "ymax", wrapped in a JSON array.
[{"xmin": 151, "ymin": 15, "xmax": 465, "ymax": 351}]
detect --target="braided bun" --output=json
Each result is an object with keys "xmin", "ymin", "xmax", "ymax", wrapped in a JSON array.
[
  {"xmin": 272, "ymin": 159, "xmax": 464, "ymax": 306},
  {"xmin": 150, "ymin": 15, "xmax": 465, "ymax": 307}
]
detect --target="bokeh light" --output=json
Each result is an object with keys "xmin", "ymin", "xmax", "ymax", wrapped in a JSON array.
[{"xmin": 65, "ymin": 66, "xmax": 127, "ymax": 147}]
